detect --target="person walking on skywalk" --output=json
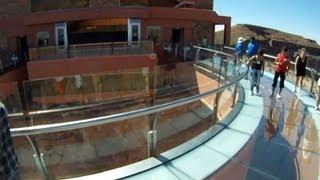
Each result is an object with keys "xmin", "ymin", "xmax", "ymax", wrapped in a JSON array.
[
  {"xmin": 235, "ymin": 37, "xmax": 246, "ymax": 63},
  {"xmin": 247, "ymin": 49, "xmax": 265, "ymax": 95},
  {"xmin": 271, "ymin": 47, "xmax": 290, "ymax": 99},
  {"xmin": 246, "ymin": 37, "xmax": 261, "ymax": 79},
  {"xmin": 294, "ymin": 48, "xmax": 308, "ymax": 93}
]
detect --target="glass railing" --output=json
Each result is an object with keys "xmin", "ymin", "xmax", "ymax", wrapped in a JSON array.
[
  {"xmin": 7, "ymin": 46, "xmax": 247, "ymax": 179},
  {"xmin": 29, "ymin": 41, "xmax": 154, "ymax": 61}
]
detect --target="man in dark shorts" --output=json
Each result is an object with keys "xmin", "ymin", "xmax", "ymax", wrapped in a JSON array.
[{"xmin": 271, "ymin": 47, "xmax": 290, "ymax": 99}]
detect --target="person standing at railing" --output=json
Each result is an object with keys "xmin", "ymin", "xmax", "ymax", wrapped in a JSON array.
[
  {"xmin": 0, "ymin": 102, "xmax": 20, "ymax": 180},
  {"xmin": 247, "ymin": 50, "xmax": 265, "ymax": 95},
  {"xmin": 316, "ymin": 78, "xmax": 320, "ymax": 111},
  {"xmin": 235, "ymin": 37, "xmax": 246, "ymax": 63},
  {"xmin": 246, "ymin": 37, "xmax": 261, "ymax": 79},
  {"xmin": 294, "ymin": 48, "xmax": 307, "ymax": 93},
  {"xmin": 271, "ymin": 47, "xmax": 290, "ymax": 99},
  {"xmin": 247, "ymin": 37, "xmax": 261, "ymax": 58}
]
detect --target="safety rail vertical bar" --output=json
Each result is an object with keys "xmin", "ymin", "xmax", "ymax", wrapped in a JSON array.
[
  {"xmin": 196, "ymin": 49, "xmax": 201, "ymax": 61},
  {"xmin": 147, "ymin": 64, "xmax": 159, "ymax": 157},
  {"xmin": 211, "ymin": 53, "xmax": 218, "ymax": 73},
  {"xmin": 0, "ymin": 58, "xmax": 3, "ymax": 73},
  {"xmin": 218, "ymin": 57, "xmax": 223, "ymax": 84},
  {"xmin": 232, "ymin": 83, "xmax": 238, "ymax": 108},
  {"xmin": 25, "ymin": 135, "xmax": 52, "ymax": 180},
  {"xmin": 147, "ymin": 112, "xmax": 159, "ymax": 157},
  {"xmin": 310, "ymin": 69, "xmax": 315, "ymax": 94},
  {"xmin": 212, "ymin": 92, "xmax": 222, "ymax": 125},
  {"xmin": 232, "ymin": 57, "xmax": 240, "ymax": 108}
]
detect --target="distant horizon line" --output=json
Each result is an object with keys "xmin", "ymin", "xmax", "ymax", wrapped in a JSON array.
[{"xmin": 214, "ymin": 23, "xmax": 320, "ymax": 44}]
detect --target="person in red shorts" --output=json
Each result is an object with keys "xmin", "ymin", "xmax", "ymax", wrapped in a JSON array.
[{"xmin": 271, "ymin": 47, "xmax": 290, "ymax": 99}]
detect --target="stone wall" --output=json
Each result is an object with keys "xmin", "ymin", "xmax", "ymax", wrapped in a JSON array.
[
  {"xmin": 193, "ymin": 22, "xmax": 212, "ymax": 44},
  {"xmin": 149, "ymin": 0, "xmax": 176, "ymax": 7},
  {"xmin": 90, "ymin": 0, "xmax": 119, "ymax": 8},
  {"xmin": 195, "ymin": 0, "xmax": 212, "ymax": 10},
  {"xmin": 0, "ymin": 0, "xmax": 28, "ymax": 18}
]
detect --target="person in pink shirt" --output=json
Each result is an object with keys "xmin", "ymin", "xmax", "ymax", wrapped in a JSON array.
[{"xmin": 271, "ymin": 47, "xmax": 290, "ymax": 99}]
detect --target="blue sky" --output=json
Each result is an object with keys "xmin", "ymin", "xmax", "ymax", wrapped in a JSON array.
[{"xmin": 215, "ymin": 0, "xmax": 320, "ymax": 43}]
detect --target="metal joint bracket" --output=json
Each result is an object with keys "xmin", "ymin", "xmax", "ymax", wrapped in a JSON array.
[{"xmin": 147, "ymin": 130, "xmax": 158, "ymax": 157}]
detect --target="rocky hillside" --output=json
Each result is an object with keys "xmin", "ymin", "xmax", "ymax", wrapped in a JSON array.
[{"xmin": 215, "ymin": 24, "xmax": 320, "ymax": 56}]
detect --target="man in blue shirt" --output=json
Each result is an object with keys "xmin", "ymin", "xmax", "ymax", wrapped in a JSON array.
[
  {"xmin": 247, "ymin": 37, "xmax": 261, "ymax": 58},
  {"xmin": 235, "ymin": 37, "xmax": 246, "ymax": 62}
]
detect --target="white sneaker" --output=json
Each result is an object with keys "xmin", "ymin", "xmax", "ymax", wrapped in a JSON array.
[{"xmin": 276, "ymin": 94, "xmax": 282, "ymax": 99}]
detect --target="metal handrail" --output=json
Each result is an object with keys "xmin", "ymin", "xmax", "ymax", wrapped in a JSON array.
[
  {"xmin": 8, "ymin": 96, "xmax": 146, "ymax": 118},
  {"xmin": 9, "ymin": 47, "xmax": 244, "ymax": 179},
  {"xmin": 7, "ymin": 75, "xmax": 216, "ymax": 118},
  {"xmin": 7, "ymin": 47, "xmax": 236, "ymax": 119},
  {"xmin": 224, "ymin": 46, "xmax": 319, "ymax": 77},
  {"xmin": 193, "ymin": 46, "xmax": 235, "ymax": 58},
  {"xmin": 11, "ymin": 71, "xmax": 246, "ymax": 137}
]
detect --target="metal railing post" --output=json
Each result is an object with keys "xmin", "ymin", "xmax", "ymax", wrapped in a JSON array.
[
  {"xmin": 211, "ymin": 53, "xmax": 218, "ymax": 73},
  {"xmin": 111, "ymin": 42, "xmax": 114, "ymax": 55},
  {"xmin": 25, "ymin": 135, "xmax": 52, "ymax": 180},
  {"xmin": 310, "ymin": 69, "xmax": 315, "ymax": 94},
  {"xmin": 73, "ymin": 46, "xmax": 76, "ymax": 58},
  {"xmin": 147, "ymin": 112, "xmax": 159, "ymax": 157},
  {"xmin": 231, "ymin": 83, "xmax": 238, "ymax": 108},
  {"xmin": 223, "ymin": 58, "xmax": 228, "ymax": 81},
  {"xmin": 183, "ymin": 47, "xmax": 190, "ymax": 61},
  {"xmin": 218, "ymin": 58, "xmax": 223, "ymax": 84},
  {"xmin": 175, "ymin": 44, "xmax": 179, "ymax": 56},
  {"xmin": 212, "ymin": 92, "xmax": 222, "ymax": 125},
  {"xmin": 0, "ymin": 58, "xmax": 3, "ymax": 73},
  {"xmin": 196, "ymin": 49, "xmax": 201, "ymax": 61}
]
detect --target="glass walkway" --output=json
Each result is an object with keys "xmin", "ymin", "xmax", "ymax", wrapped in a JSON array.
[{"xmin": 6, "ymin": 45, "xmax": 320, "ymax": 180}]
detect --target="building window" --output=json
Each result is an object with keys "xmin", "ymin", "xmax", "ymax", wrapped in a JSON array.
[
  {"xmin": 37, "ymin": 32, "xmax": 50, "ymax": 47},
  {"xmin": 0, "ymin": 32, "xmax": 8, "ymax": 49},
  {"xmin": 147, "ymin": 26, "xmax": 160, "ymax": 43}
]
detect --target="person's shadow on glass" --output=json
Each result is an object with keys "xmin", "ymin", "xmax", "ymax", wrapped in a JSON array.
[{"xmin": 246, "ymin": 98, "xmax": 298, "ymax": 180}]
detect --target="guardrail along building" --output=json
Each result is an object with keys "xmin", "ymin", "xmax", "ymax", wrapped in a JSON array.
[
  {"xmin": 0, "ymin": 0, "xmax": 231, "ymax": 62},
  {"xmin": 0, "ymin": 0, "xmax": 232, "ymax": 115}
]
